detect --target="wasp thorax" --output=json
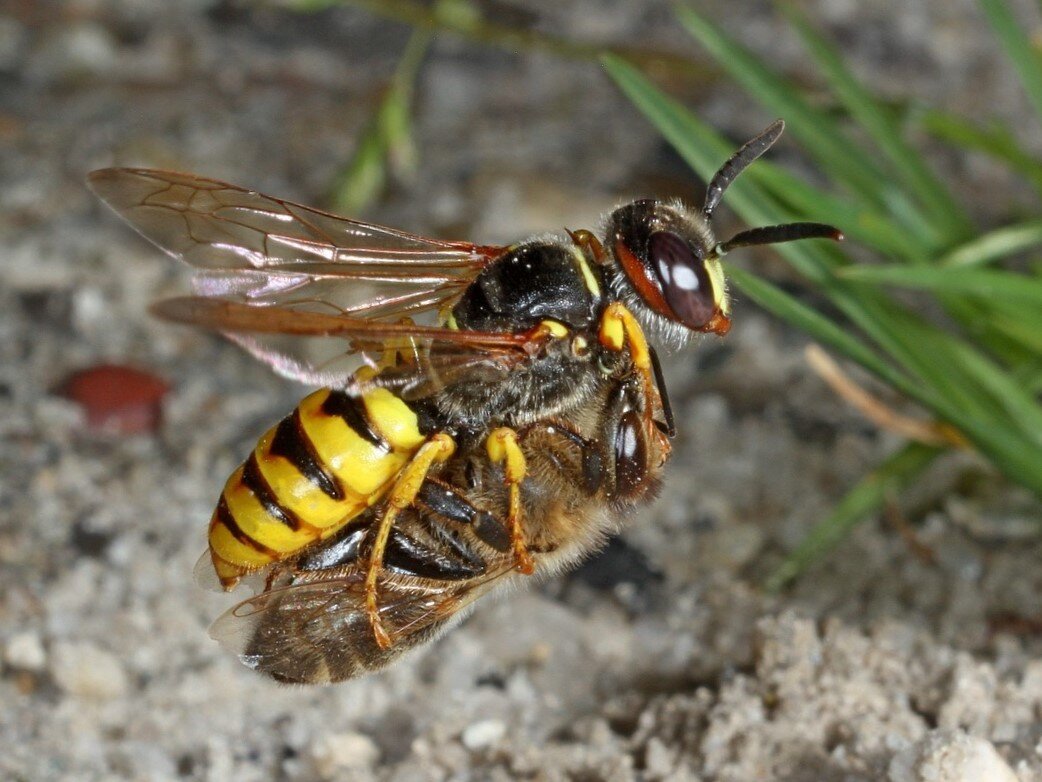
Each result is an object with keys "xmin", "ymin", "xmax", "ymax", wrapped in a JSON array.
[{"xmin": 607, "ymin": 200, "xmax": 730, "ymax": 336}]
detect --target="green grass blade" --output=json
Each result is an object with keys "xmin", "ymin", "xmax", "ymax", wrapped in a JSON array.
[
  {"xmin": 604, "ymin": 54, "xmax": 1004, "ymax": 410},
  {"xmin": 985, "ymin": 306, "xmax": 1042, "ymax": 354},
  {"xmin": 780, "ymin": 3, "xmax": 972, "ymax": 241},
  {"xmin": 604, "ymin": 53, "xmax": 1042, "ymax": 496},
  {"xmin": 765, "ymin": 442, "xmax": 942, "ymax": 591},
  {"xmin": 674, "ymin": 7, "xmax": 886, "ymax": 204},
  {"xmin": 978, "ymin": 0, "xmax": 1042, "ymax": 124},
  {"xmin": 675, "ymin": 4, "xmax": 942, "ymax": 248},
  {"xmin": 842, "ymin": 264, "xmax": 1042, "ymax": 306},
  {"xmin": 920, "ymin": 110, "xmax": 1042, "ymax": 198},
  {"xmin": 748, "ymin": 160, "xmax": 930, "ymax": 259},
  {"xmin": 727, "ymin": 267, "xmax": 919, "ymax": 398},
  {"xmin": 938, "ymin": 220, "xmax": 1042, "ymax": 267}
]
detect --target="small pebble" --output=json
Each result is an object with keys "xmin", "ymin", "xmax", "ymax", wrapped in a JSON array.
[
  {"xmin": 310, "ymin": 732, "xmax": 380, "ymax": 778},
  {"xmin": 4, "ymin": 631, "xmax": 46, "ymax": 672},
  {"xmin": 889, "ymin": 730, "xmax": 1018, "ymax": 782},
  {"xmin": 461, "ymin": 719, "xmax": 506, "ymax": 751},
  {"xmin": 50, "ymin": 641, "xmax": 129, "ymax": 699},
  {"xmin": 59, "ymin": 364, "xmax": 170, "ymax": 435}
]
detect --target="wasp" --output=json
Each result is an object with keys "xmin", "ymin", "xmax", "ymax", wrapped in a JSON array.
[{"xmin": 89, "ymin": 120, "xmax": 840, "ymax": 684}]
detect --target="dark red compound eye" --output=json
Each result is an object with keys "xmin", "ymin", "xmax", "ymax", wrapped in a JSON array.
[{"xmin": 647, "ymin": 231, "xmax": 715, "ymax": 329}]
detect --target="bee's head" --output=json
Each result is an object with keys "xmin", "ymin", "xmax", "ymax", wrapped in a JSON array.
[{"xmin": 606, "ymin": 120, "xmax": 842, "ymax": 340}]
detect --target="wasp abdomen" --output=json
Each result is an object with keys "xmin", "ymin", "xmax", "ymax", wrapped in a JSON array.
[{"xmin": 208, "ymin": 387, "xmax": 428, "ymax": 587}]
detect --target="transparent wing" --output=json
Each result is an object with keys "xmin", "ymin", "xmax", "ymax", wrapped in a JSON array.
[
  {"xmin": 208, "ymin": 567, "xmax": 512, "ymax": 684},
  {"xmin": 88, "ymin": 168, "xmax": 526, "ymax": 391},
  {"xmin": 88, "ymin": 168, "xmax": 502, "ymax": 319}
]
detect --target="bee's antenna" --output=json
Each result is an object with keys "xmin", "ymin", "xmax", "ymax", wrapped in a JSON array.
[
  {"xmin": 713, "ymin": 222, "xmax": 844, "ymax": 257},
  {"xmin": 702, "ymin": 119, "xmax": 786, "ymax": 220}
]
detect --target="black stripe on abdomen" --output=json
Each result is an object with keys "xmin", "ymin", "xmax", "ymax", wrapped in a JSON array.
[
  {"xmin": 215, "ymin": 496, "xmax": 279, "ymax": 557},
  {"xmin": 320, "ymin": 390, "xmax": 386, "ymax": 448},
  {"xmin": 241, "ymin": 452, "xmax": 304, "ymax": 531},
  {"xmin": 269, "ymin": 409, "xmax": 344, "ymax": 500}
]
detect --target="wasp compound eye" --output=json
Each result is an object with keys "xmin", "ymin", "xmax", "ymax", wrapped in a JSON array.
[{"xmin": 647, "ymin": 231, "xmax": 715, "ymax": 329}]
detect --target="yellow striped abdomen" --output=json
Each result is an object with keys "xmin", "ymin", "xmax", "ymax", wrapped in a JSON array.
[{"xmin": 208, "ymin": 387, "xmax": 428, "ymax": 588}]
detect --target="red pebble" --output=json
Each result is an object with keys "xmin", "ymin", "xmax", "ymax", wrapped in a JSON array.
[{"xmin": 60, "ymin": 364, "xmax": 171, "ymax": 435}]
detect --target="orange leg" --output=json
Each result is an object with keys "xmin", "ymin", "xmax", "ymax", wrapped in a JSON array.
[
  {"xmin": 364, "ymin": 432, "xmax": 456, "ymax": 650},
  {"xmin": 486, "ymin": 427, "xmax": 535, "ymax": 575}
]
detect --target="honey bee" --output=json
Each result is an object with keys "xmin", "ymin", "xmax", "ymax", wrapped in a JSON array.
[{"xmin": 90, "ymin": 120, "xmax": 840, "ymax": 684}]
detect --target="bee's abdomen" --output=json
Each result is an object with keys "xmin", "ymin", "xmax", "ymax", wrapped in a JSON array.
[{"xmin": 208, "ymin": 387, "xmax": 428, "ymax": 587}]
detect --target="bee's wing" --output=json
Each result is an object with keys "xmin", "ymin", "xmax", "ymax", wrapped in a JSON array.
[
  {"xmin": 88, "ymin": 168, "xmax": 525, "ymax": 392},
  {"xmin": 88, "ymin": 168, "xmax": 501, "ymax": 318},
  {"xmin": 208, "ymin": 567, "xmax": 513, "ymax": 684}
]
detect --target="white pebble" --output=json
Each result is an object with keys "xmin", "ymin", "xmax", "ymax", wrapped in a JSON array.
[
  {"xmin": 4, "ymin": 631, "xmax": 46, "ymax": 672},
  {"xmin": 461, "ymin": 719, "xmax": 506, "ymax": 751},
  {"xmin": 310, "ymin": 732, "xmax": 380, "ymax": 778},
  {"xmin": 50, "ymin": 641, "xmax": 128, "ymax": 699},
  {"xmin": 889, "ymin": 730, "xmax": 1018, "ymax": 782}
]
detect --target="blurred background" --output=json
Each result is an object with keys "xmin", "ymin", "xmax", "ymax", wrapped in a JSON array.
[{"xmin": 2, "ymin": 1, "xmax": 1042, "ymax": 780}]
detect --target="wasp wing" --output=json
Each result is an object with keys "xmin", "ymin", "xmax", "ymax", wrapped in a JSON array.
[
  {"xmin": 88, "ymin": 168, "xmax": 522, "ymax": 392},
  {"xmin": 88, "ymin": 168, "xmax": 501, "ymax": 318},
  {"xmin": 208, "ymin": 567, "xmax": 513, "ymax": 684},
  {"xmin": 150, "ymin": 296, "xmax": 542, "ymax": 397}
]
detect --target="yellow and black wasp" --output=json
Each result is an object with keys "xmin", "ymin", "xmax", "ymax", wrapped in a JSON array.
[{"xmin": 89, "ymin": 120, "xmax": 840, "ymax": 684}]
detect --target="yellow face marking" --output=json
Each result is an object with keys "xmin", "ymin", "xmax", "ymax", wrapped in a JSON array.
[{"xmin": 705, "ymin": 258, "xmax": 730, "ymax": 316}]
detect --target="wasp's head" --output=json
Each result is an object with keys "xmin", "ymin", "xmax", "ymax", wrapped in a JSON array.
[
  {"xmin": 606, "ymin": 120, "xmax": 842, "ymax": 343},
  {"xmin": 607, "ymin": 198, "xmax": 731, "ymax": 337}
]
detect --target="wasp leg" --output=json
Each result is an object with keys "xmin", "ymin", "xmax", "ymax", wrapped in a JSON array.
[
  {"xmin": 598, "ymin": 302, "xmax": 658, "ymax": 435},
  {"xmin": 486, "ymin": 427, "xmax": 535, "ymax": 575},
  {"xmin": 364, "ymin": 432, "xmax": 456, "ymax": 650}
]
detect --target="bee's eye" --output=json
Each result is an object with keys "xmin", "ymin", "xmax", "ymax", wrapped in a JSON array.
[{"xmin": 647, "ymin": 231, "xmax": 715, "ymax": 329}]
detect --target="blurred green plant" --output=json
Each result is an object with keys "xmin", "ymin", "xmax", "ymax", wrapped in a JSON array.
[
  {"xmin": 288, "ymin": 0, "xmax": 1042, "ymax": 587},
  {"xmin": 604, "ymin": 1, "xmax": 1042, "ymax": 588},
  {"xmin": 329, "ymin": 28, "xmax": 430, "ymax": 213}
]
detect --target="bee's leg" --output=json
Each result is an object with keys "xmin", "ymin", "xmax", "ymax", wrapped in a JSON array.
[
  {"xmin": 598, "ymin": 302, "xmax": 658, "ymax": 433},
  {"xmin": 364, "ymin": 432, "xmax": 456, "ymax": 650},
  {"xmin": 486, "ymin": 427, "xmax": 535, "ymax": 575},
  {"xmin": 416, "ymin": 479, "xmax": 513, "ymax": 553},
  {"xmin": 520, "ymin": 420, "xmax": 605, "ymax": 496}
]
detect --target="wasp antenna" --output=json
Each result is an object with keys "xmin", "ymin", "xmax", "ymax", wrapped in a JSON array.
[
  {"xmin": 715, "ymin": 222, "xmax": 844, "ymax": 256},
  {"xmin": 702, "ymin": 119, "xmax": 786, "ymax": 220}
]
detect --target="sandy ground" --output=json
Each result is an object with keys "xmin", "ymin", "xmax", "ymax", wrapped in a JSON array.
[{"xmin": 2, "ymin": 1, "xmax": 1041, "ymax": 780}]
